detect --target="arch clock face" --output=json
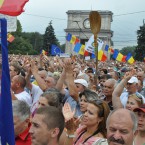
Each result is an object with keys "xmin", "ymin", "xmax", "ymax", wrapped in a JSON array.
[{"xmin": 83, "ymin": 18, "xmax": 90, "ymax": 29}]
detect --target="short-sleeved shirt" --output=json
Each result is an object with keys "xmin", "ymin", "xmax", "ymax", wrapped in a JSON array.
[
  {"xmin": 64, "ymin": 89, "xmax": 82, "ymax": 117},
  {"xmin": 15, "ymin": 91, "xmax": 32, "ymax": 107}
]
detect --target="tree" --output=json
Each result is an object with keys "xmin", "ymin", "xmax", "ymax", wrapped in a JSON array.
[
  {"xmin": 120, "ymin": 46, "xmax": 136, "ymax": 56},
  {"xmin": 43, "ymin": 21, "xmax": 60, "ymax": 55},
  {"xmin": 134, "ymin": 24, "xmax": 145, "ymax": 61},
  {"xmin": 11, "ymin": 19, "xmax": 22, "ymax": 36},
  {"xmin": 8, "ymin": 36, "xmax": 38, "ymax": 55},
  {"xmin": 21, "ymin": 32, "xmax": 43, "ymax": 53},
  {"xmin": 60, "ymin": 43, "xmax": 65, "ymax": 52}
]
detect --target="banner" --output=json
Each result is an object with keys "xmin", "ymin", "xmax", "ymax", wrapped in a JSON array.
[{"xmin": 85, "ymin": 35, "xmax": 104, "ymax": 54}]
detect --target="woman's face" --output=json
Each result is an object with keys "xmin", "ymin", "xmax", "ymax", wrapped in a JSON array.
[
  {"xmin": 80, "ymin": 95, "xmax": 88, "ymax": 113},
  {"xmin": 83, "ymin": 103, "xmax": 101, "ymax": 128},
  {"xmin": 126, "ymin": 97, "xmax": 139, "ymax": 111}
]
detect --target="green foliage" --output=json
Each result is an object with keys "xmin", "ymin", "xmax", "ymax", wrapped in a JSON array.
[
  {"xmin": 134, "ymin": 24, "xmax": 145, "ymax": 61},
  {"xmin": 8, "ymin": 36, "xmax": 38, "ymax": 55},
  {"xmin": 11, "ymin": 20, "xmax": 22, "ymax": 36},
  {"xmin": 21, "ymin": 32, "xmax": 43, "ymax": 53},
  {"xmin": 43, "ymin": 21, "xmax": 60, "ymax": 54},
  {"xmin": 8, "ymin": 19, "xmax": 61, "ymax": 55},
  {"xmin": 120, "ymin": 46, "xmax": 136, "ymax": 56},
  {"xmin": 60, "ymin": 43, "xmax": 65, "ymax": 52}
]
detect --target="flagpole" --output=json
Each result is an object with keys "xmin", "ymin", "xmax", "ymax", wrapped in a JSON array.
[{"xmin": 89, "ymin": 11, "xmax": 101, "ymax": 87}]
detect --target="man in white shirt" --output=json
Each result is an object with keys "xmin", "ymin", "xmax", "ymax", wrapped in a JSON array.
[{"xmin": 11, "ymin": 75, "xmax": 32, "ymax": 106}]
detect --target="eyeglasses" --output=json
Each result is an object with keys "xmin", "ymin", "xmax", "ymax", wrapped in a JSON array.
[{"xmin": 127, "ymin": 83, "xmax": 134, "ymax": 85}]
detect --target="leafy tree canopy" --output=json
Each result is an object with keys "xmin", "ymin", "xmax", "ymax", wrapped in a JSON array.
[
  {"xmin": 134, "ymin": 24, "xmax": 145, "ymax": 61},
  {"xmin": 43, "ymin": 21, "xmax": 60, "ymax": 54},
  {"xmin": 120, "ymin": 46, "xmax": 136, "ymax": 56}
]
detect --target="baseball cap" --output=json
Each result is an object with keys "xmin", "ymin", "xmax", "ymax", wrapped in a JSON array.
[
  {"xmin": 134, "ymin": 104, "xmax": 145, "ymax": 113},
  {"xmin": 74, "ymin": 79, "xmax": 88, "ymax": 88},
  {"xmin": 128, "ymin": 76, "xmax": 138, "ymax": 84}
]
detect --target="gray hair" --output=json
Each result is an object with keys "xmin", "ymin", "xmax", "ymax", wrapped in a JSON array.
[
  {"xmin": 106, "ymin": 78, "xmax": 118, "ymax": 89},
  {"xmin": 42, "ymin": 88, "xmax": 63, "ymax": 108},
  {"xmin": 79, "ymin": 89, "xmax": 99, "ymax": 101},
  {"xmin": 12, "ymin": 100, "xmax": 30, "ymax": 121},
  {"xmin": 106, "ymin": 109, "xmax": 138, "ymax": 132}
]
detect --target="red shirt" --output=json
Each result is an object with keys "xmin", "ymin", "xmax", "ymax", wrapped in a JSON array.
[{"xmin": 15, "ymin": 126, "xmax": 31, "ymax": 145}]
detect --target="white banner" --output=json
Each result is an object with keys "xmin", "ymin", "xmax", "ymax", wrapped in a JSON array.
[{"xmin": 85, "ymin": 35, "xmax": 104, "ymax": 54}]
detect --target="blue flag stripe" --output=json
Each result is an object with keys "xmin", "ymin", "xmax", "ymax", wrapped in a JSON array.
[{"xmin": 0, "ymin": 18, "xmax": 15, "ymax": 145}]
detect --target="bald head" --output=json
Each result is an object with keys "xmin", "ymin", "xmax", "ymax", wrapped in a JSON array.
[
  {"xmin": 137, "ymin": 71, "xmax": 145, "ymax": 81},
  {"xmin": 107, "ymin": 108, "xmax": 137, "ymax": 132},
  {"xmin": 106, "ymin": 108, "xmax": 137, "ymax": 145}
]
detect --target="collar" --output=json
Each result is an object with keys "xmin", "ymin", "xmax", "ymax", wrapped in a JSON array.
[{"xmin": 17, "ymin": 125, "xmax": 31, "ymax": 141}]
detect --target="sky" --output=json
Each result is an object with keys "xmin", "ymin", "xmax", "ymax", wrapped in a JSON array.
[{"xmin": 18, "ymin": 0, "xmax": 145, "ymax": 50}]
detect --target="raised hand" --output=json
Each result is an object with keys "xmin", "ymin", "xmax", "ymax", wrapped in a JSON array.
[{"xmin": 62, "ymin": 103, "xmax": 75, "ymax": 122}]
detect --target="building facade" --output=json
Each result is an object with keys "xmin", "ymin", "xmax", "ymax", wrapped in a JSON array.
[{"xmin": 65, "ymin": 10, "xmax": 113, "ymax": 55}]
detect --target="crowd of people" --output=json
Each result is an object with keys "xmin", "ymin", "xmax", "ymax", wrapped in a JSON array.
[{"xmin": 9, "ymin": 54, "xmax": 145, "ymax": 145}]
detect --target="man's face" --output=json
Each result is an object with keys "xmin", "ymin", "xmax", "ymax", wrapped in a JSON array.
[
  {"xmin": 75, "ymin": 83, "xmax": 85, "ymax": 93},
  {"xmin": 29, "ymin": 114, "xmax": 52, "ymax": 145},
  {"xmin": 103, "ymin": 80, "xmax": 114, "ymax": 97},
  {"xmin": 14, "ymin": 116, "xmax": 27, "ymax": 137},
  {"xmin": 107, "ymin": 113, "xmax": 135, "ymax": 145},
  {"xmin": 126, "ymin": 83, "xmax": 137, "ymax": 94},
  {"xmin": 137, "ymin": 72, "xmax": 144, "ymax": 81},
  {"xmin": 45, "ymin": 77, "xmax": 55, "ymax": 89},
  {"xmin": 137, "ymin": 111, "xmax": 145, "ymax": 131}
]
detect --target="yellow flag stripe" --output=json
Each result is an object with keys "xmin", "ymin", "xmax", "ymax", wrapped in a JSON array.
[{"xmin": 0, "ymin": 0, "xmax": 4, "ymax": 8}]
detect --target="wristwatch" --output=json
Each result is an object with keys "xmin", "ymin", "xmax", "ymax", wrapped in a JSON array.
[{"xmin": 66, "ymin": 133, "xmax": 75, "ymax": 138}]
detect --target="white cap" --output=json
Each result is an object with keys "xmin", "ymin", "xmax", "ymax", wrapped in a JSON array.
[
  {"xmin": 128, "ymin": 76, "xmax": 138, "ymax": 84},
  {"xmin": 74, "ymin": 79, "xmax": 88, "ymax": 88}
]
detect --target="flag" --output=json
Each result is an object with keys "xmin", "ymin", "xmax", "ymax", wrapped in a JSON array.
[
  {"xmin": 126, "ymin": 53, "xmax": 135, "ymax": 64},
  {"xmin": 51, "ymin": 44, "xmax": 62, "ymax": 56},
  {"xmin": 66, "ymin": 33, "xmax": 72, "ymax": 41},
  {"xmin": 112, "ymin": 50, "xmax": 124, "ymax": 62},
  {"xmin": 112, "ymin": 50, "xmax": 119, "ymax": 60},
  {"xmin": 85, "ymin": 35, "xmax": 104, "ymax": 54},
  {"xmin": 73, "ymin": 43, "xmax": 85, "ymax": 55},
  {"xmin": 116, "ymin": 53, "xmax": 124, "ymax": 62},
  {"xmin": 84, "ymin": 50, "xmax": 90, "ymax": 56},
  {"xmin": 73, "ymin": 43, "xmax": 81, "ymax": 53},
  {"xmin": 70, "ymin": 35, "xmax": 79, "ymax": 45},
  {"xmin": 128, "ymin": 57, "xmax": 135, "ymax": 64},
  {"xmin": 122, "ymin": 55, "xmax": 126, "ymax": 62},
  {"xmin": 66, "ymin": 33, "xmax": 80, "ymax": 45},
  {"xmin": 91, "ymin": 50, "xmax": 107, "ymax": 61},
  {"xmin": 98, "ymin": 50, "xmax": 107, "ymax": 61},
  {"xmin": 0, "ymin": 19, "xmax": 15, "ymax": 145},
  {"xmin": 7, "ymin": 33, "xmax": 15, "ymax": 43},
  {"xmin": 0, "ymin": 0, "xmax": 29, "ymax": 16},
  {"xmin": 109, "ymin": 47, "xmax": 114, "ymax": 53},
  {"xmin": 104, "ymin": 45, "xmax": 109, "ymax": 51},
  {"xmin": 78, "ymin": 45, "xmax": 85, "ymax": 55},
  {"xmin": 40, "ymin": 49, "xmax": 47, "ymax": 55}
]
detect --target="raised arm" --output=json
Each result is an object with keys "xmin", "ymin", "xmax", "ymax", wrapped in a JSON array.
[
  {"xmin": 112, "ymin": 72, "xmax": 132, "ymax": 109},
  {"xmin": 30, "ymin": 60, "xmax": 47, "ymax": 91},
  {"xmin": 64, "ymin": 58, "xmax": 79, "ymax": 102},
  {"xmin": 55, "ymin": 59, "xmax": 66, "ymax": 94}
]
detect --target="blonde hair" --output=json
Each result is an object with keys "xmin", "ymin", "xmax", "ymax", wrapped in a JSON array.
[{"xmin": 128, "ymin": 94, "xmax": 143, "ymax": 107}]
